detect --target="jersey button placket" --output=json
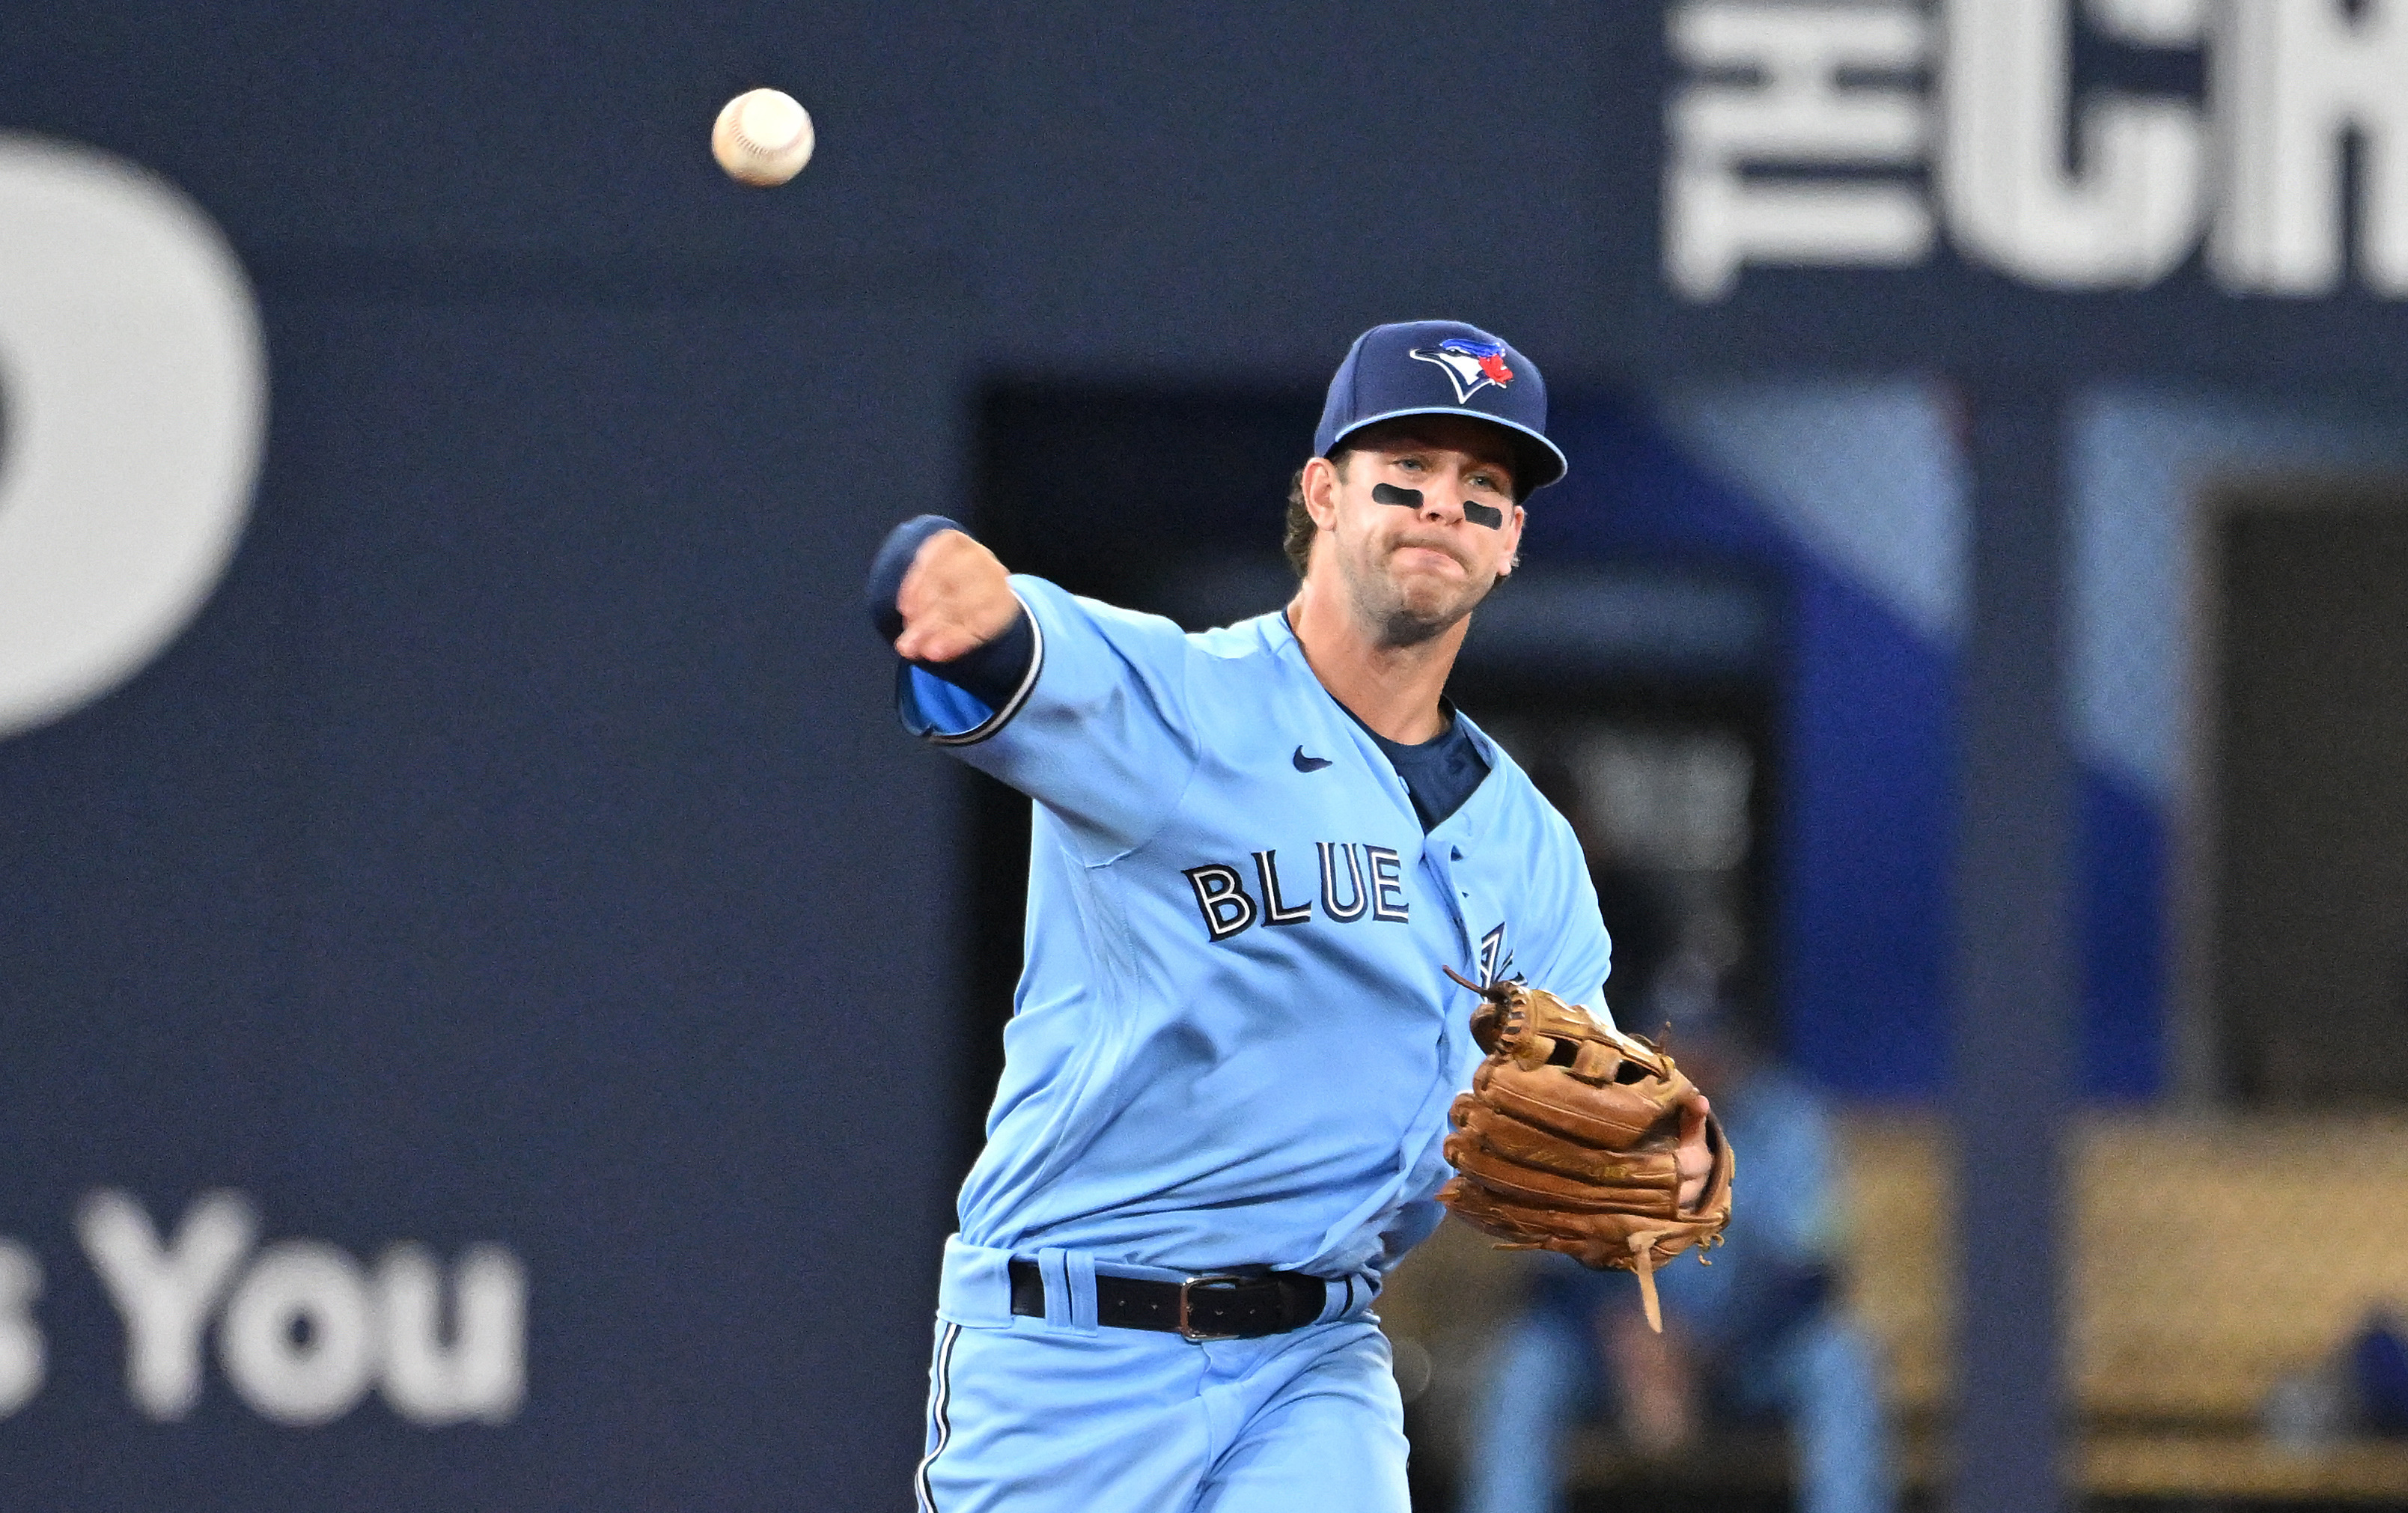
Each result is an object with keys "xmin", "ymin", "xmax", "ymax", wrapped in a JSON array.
[
  {"xmin": 1418, "ymin": 840, "xmax": 1475, "ymax": 1088},
  {"xmin": 1435, "ymin": 824, "xmax": 1499, "ymax": 994},
  {"xmin": 1422, "ymin": 838, "xmax": 1472, "ymax": 963}
]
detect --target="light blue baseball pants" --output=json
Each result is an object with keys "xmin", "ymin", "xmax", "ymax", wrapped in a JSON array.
[{"xmin": 915, "ymin": 1238, "xmax": 1409, "ymax": 1512}]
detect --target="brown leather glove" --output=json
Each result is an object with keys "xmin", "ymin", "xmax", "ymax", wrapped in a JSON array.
[{"xmin": 1436, "ymin": 970, "xmax": 1735, "ymax": 1330}]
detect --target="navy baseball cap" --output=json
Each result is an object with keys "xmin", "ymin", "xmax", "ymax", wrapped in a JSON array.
[{"xmin": 1314, "ymin": 320, "xmax": 1567, "ymax": 495}]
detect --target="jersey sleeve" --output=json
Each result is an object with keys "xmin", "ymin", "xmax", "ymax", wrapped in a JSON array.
[{"xmin": 897, "ymin": 574, "xmax": 1201, "ymax": 860}]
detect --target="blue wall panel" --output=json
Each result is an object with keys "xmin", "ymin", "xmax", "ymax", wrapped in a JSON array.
[
  {"xmin": 1779, "ymin": 571, "xmax": 1957, "ymax": 1098},
  {"xmin": 2080, "ymin": 766, "xmax": 2166, "ymax": 1100}
]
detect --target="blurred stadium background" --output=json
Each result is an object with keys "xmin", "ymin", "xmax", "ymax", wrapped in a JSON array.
[{"xmin": 7, "ymin": 1, "xmax": 2408, "ymax": 1509}]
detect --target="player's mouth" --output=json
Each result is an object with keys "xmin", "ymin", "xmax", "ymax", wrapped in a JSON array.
[{"xmin": 1391, "ymin": 538, "xmax": 1469, "ymax": 574}]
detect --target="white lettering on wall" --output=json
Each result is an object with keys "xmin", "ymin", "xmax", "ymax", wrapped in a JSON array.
[
  {"xmin": 73, "ymin": 1190, "xmax": 526, "ymax": 1427},
  {"xmin": 219, "ymin": 1241, "xmax": 379, "ymax": 1426},
  {"xmin": 377, "ymin": 1243, "xmax": 528, "ymax": 1426},
  {"xmin": 1940, "ymin": 0, "xmax": 2204, "ymax": 286},
  {"xmin": 1665, "ymin": 1, "xmax": 1933, "ymax": 299},
  {"xmin": 78, "ymin": 1190, "xmax": 257, "ymax": 1420},
  {"xmin": 1665, "ymin": 0, "xmax": 2408, "ymax": 299},
  {"xmin": 2214, "ymin": 0, "xmax": 2408, "ymax": 293},
  {"xmin": 0, "ymin": 1240, "xmax": 44, "ymax": 1418},
  {"xmin": 0, "ymin": 135, "xmax": 265, "ymax": 740}
]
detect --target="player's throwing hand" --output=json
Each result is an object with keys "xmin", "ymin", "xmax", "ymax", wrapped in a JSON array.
[{"xmin": 894, "ymin": 529, "xmax": 1017, "ymax": 663}]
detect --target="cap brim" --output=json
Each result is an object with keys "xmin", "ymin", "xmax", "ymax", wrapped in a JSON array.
[{"xmin": 1326, "ymin": 405, "xmax": 1568, "ymax": 496}]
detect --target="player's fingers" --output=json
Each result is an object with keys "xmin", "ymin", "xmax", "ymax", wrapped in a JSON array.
[
  {"xmin": 895, "ymin": 531, "xmax": 1014, "ymax": 662},
  {"xmin": 895, "ymin": 618, "xmax": 977, "ymax": 663},
  {"xmin": 1674, "ymin": 1096, "xmax": 1712, "ymax": 1211},
  {"xmin": 893, "ymin": 529, "xmax": 969, "ymax": 625}
]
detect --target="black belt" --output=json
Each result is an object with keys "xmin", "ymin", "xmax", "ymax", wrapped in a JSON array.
[{"xmin": 1008, "ymin": 1258, "xmax": 1333, "ymax": 1342}]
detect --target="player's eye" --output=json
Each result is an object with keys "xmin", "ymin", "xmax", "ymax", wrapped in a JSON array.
[{"xmin": 1397, "ymin": 456, "xmax": 1425, "ymax": 472}]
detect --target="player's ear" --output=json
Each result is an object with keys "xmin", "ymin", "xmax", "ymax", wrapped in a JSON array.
[
  {"xmin": 1301, "ymin": 454, "xmax": 1344, "ymax": 529},
  {"xmin": 1496, "ymin": 504, "xmax": 1527, "ymax": 576}
]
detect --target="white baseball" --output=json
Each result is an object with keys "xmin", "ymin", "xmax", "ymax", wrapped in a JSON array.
[{"xmin": 712, "ymin": 88, "xmax": 814, "ymax": 186}]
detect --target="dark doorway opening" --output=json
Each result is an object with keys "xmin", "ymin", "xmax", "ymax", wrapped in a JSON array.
[{"xmin": 2211, "ymin": 484, "xmax": 2408, "ymax": 1106}]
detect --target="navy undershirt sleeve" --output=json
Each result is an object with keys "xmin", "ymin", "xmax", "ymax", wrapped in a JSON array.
[
  {"xmin": 1365, "ymin": 707, "xmax": 1490, "ymax": 831},
  {"xmin": 865, "ymin": 514, "xmax": 1036, "ymax": 711}
]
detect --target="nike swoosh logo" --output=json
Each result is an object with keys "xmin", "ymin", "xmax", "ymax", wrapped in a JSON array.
[{"xmin": 1292, "ymin": 746, "xmax": 1333, "ymax": 773}]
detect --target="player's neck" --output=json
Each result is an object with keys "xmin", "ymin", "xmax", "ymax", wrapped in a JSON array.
[{"xmin": 1282, "ymin": 590, "xmax": 1464, "ymax": 745}]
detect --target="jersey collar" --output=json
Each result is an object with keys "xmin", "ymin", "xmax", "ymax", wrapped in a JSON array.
[{"xmin": 1258, "ymin": 607, "xmax": 1503, "ymax": 838}]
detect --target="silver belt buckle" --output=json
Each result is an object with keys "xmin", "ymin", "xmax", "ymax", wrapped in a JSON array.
[{"xmin": 1176, "ymin": 1273, "xmax": 1249, "ymax": 1342}]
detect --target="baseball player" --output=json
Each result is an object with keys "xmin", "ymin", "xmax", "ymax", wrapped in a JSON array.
[{"xmin": 867, "ymin": 321, "xmax": 1715, "ymax": 1512}]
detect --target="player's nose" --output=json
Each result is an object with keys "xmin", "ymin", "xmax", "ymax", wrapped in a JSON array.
[{"xmin": 1416, "ymin": 480, "xmax": 1467, "ymax": 522}]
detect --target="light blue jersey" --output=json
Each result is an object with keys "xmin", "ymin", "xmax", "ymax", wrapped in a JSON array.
[{"xmin": 901, "ymin": 575, "xmax": 1613, "ymax": 1283}]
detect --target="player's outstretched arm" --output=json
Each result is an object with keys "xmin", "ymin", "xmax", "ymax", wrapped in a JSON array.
[{"xmin": 864, "ymin": 512, "xmax": 1196, "ymax": 848}]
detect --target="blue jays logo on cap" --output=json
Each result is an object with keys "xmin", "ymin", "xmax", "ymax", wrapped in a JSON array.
[
  {"xmin": 1314, "ymin": 320, "xmax": 1569, "ymax": 494},
  {"xmin": 1409, "ymin": 337, "xmax": 1515, "ymax": 404}
]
